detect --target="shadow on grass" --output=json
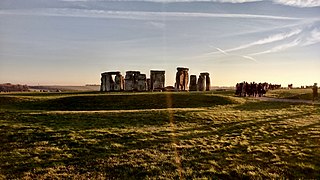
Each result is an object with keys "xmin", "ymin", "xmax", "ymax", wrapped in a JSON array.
[
  {"xmin": 1, "ymin": 106, "xmax": 319, "ymax": 179},
  {"xmin": 0, "ymin": 111, "xmax": 178, "ymax": 178},
  {"xmin": 172, "ymin": 110, "xmax": 314, "ymax": 142},
  {"xmin": 171, "ymin": 111, "xmax": 320, "ymax": 178},
  {"xmin": 0, "ymin": 110, "xmax": 172, "ymax": 130}
]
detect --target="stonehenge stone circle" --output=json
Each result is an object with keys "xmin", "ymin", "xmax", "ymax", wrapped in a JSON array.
[{"xmin": 100, "ymin": 68, "xmax": 210, "ymax": 92}]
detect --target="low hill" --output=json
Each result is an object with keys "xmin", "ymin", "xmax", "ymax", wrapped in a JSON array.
[{"xmin": 0, "ymin": 91, "xmax": 236, "ymax": 111}]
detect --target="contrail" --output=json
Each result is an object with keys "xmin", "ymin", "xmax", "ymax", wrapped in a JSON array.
[
  {"xmin": 214, "ymin": 47, "xmax": 258, "ymax": 62},
  {"xmin": 215, "ymin": 48, "xmax": 229, "ymax": 55}
]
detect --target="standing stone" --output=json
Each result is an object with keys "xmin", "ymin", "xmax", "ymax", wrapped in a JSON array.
[
  {"xmin": 189, "ymin": 75, "xmax": 197, "ymax": 91},
  {"xmin": 100, "ymin": 73, "xmax": 107, "ymax": 91},
  {"xmin": 184, "ymin": 70, "xmax": 189, "ymax": 90},
  {"xmin": 205, "ymin": 74, "xmax": 211, "ymax": 91},
  {"xmin": 197, "ymin": 74, "xmax": 205, "ymax": 91},
  {"xmin": 175, "ymin": 67, "xmax": 189, "ymax": 91},
  {"xmin": 114, "ymin": 73, "xmax": 124, "ymax": 91},
  {"xmin": 105, "ymin": 74, "xmax": 113, "ymax": 92},
  {"xmin": 101, "ymin": 71, "xmax": 123, "ymax": 92},
  {"xmin": 137, "ymin": 74, "xmax": 147, "ymax": 91},
  {"xmin": 125, "ymin": 71, "xmax": 136, "ymax": 91},
  {"xmin": 150, "ymin": 70, "xmax": 165, "ymax": 91},
  {"xmin": 146, "ymin": 78, "xmax": 151, "ymax": 91},
  {"xmin": 198, "ymin": 72, "xmax": 210, "ymax": 91},
  {"xmin": 124, "ymin": 72, "xmax": 133, "ymax": 91},
  {"xmin": 119, "ymin": 71, "xmax": 147, "ymax": 91}
]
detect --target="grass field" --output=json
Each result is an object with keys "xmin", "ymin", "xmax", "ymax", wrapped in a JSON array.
[
  {"xmin": 0, "ymin": 90, "xmax": 319, "ymax": 179},
  {"xmin": 266, "ymin": 88, "xmax": 320, "ymax": 101}
]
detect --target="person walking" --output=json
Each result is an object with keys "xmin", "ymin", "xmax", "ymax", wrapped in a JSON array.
[{"xmin": 312, "ymin": 83, "xmax": 318, "ymax": 101}]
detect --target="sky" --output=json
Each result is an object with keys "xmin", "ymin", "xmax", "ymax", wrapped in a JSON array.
[{"xmin": 0, "ymin": 0, "xmax": 319, "ymax": 87}]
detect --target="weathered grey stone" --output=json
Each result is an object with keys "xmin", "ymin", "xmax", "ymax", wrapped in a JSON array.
[
  {"xmin": 175, "ymin": 67, "xmax": 189, "ymax": 91},
  {"xmin": 100, "ymin": 73, "xmax": 107, "ymax": 91},
  {"xmin": 106, "ymin": 74, "xmax": 113, "ymax": 92},
  {"xmin": 150, "ymin": 70, "xmax": 165, "ymax": 91},
  {"xmin": 197, "ymin": 74, "xmax": 205, "ymax": 91},
  {"xmin": 125, "ymin": 71, "xmax": 139, "ymax": 91},
  {"xmin": 198, "ymin": 72, "xmax": 210, "ymax": 91},
  {"xmin": 206, "ymin": 74, "xmax": 211, "ymax": 91},
  {"xmin": 100, "ymin": 71, "xmax": 123, "ymax": 92},
  {"xmin": 114, "ymin": 74, "xmax": 124, "ymax": 91},
  {"xmin": 137, "ymin": 74, "xmax": 147, "ymax": 91},
  {"xmin": 146, "ymin": 78, "xmax": 151, "ymax": 91},
  {"xmin": 189, "ymin": 75, "xmax": 197, "ymax": 91}
]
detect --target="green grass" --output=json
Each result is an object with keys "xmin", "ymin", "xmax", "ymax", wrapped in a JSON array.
[
  {"xmin": 0, "ymin": 92, "xmax": 235, "ymax": 111},
  {"xmin": 266, "ymin": 89, "xmax": 320, "ymax": 101},
  {"xmin": 0, "ymin": 90, "xmax": 319, "ymax": 179}
]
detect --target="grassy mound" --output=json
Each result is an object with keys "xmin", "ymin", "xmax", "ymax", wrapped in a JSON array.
[{"xmin": 0, "ymin": 92, "xmax": 236, "ymax": 111}]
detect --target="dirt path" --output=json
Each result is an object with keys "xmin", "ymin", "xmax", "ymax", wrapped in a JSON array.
[{"xmin": 257, "ymin": 96, "xmax": 320, "ymax": 105}]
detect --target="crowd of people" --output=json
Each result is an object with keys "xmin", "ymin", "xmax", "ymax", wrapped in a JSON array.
[{"xmin": 235, "ymin": 82, "xmax": 281, "ymax": 97}]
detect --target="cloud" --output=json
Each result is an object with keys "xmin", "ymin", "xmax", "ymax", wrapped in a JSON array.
[
  {"xmin": 215, "ymin": 0, "xmax": 261, "ymax": 2},
  {"xmin": 250, "ymin": 38, "xmax": 301, "ymax": 56},
  {"xmin": 60, "ymin": 0, "xmax": 89, "ymax": 1},
  {"xmin": 203, "ymin": 29, "xmax": 302, "ymax": 56},
  {"xmin": 249, "ymin": 29, "xmax": 302, "ymax": 45},
  {"xmin": 226, "ymin": 29, "xmax": 302, "ymax": 52},
  {"xmin": 60, "ymin": 0, "xmax": 262, "ymax": 2},
  {"xmin": 148, "ymin": 21, "xmax": 166, "ymax": 29},
  {"xmin": 303, "ymin": 28, "xmax": 320, "ymax": 46},
  {"xmin": 206, "ymin": 26, "xmax": 318, "ymax": 58},
  {"xmin": 242, "ymin": 27, "xmax": 320, "ymax": 56},
  {"xmin": 272, "ymin": 0, "xmax": 320, "ymax": 7},
  {"xmin": 0, "ymin": 8, "xmax": 303, "ymax": 21},
  {"xmin": 58, "ymin": 0, "xmax": 320, "ymax": 7}
]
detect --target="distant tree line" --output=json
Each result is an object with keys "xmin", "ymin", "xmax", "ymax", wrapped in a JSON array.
[{"xmin": 0, "ymin": 83, "xmax": 29, "ymax": 92}]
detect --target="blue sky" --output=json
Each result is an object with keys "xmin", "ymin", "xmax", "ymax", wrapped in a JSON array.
[{"xmin": 0, "ymin": 0, "xmax": 319, "ymax": 86}]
